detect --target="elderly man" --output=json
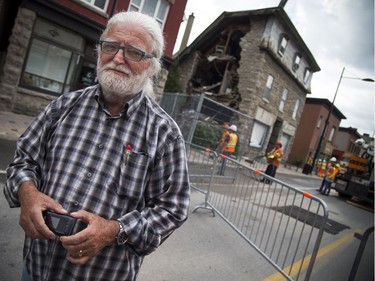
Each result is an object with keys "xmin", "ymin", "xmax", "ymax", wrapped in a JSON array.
[{"xmin": 4, "ymin": 11, "xmax": 190, "ymax": 281}]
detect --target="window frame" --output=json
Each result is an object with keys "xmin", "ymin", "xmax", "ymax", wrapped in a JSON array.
[
  {"xmin": 263, "ymin": 74, "xmax": 274, "ymax": 101},
  {"xmin": 317, "ymin": 116, "xmax": 322, "ymax": 128},
  {"xmin": 328, "ymin": 126, "xmax": 336, "ymax": 142},
  {"xmin": 303, "ymin": 68, "xmax": 311, "ymax": 84},
  {"xmin": 78, "ymin": 0, "xmax": 110, "ymax": 12},
  {"xmin": 249, "ymin": 121, "xmax": 269, "ymax": 148},
  {"xmin": 279, "ymin": 88, "xmax": 288, "ymax": 112},
  {"xmin": 19, "ymin": 18, "xmax": 86, "ymax": 96},
  {"xmin": 293, "ymin": 53, "xmax": 301, "ymax": 71},
  {"xmin": 278, "ymin": 34, "xmax": 289, "ymax": 56},
  {"xmin": 129, "ymin": 0, "xmax": 170, "ymax": 28},
  {"xmin": 292, "ymin": 99, "xmax": 300, "ymax": 120}
]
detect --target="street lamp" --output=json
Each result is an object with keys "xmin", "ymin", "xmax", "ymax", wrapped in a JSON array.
[{"xmin": 310, "ymin": 67, "xmax": 374, "ymax": 174}]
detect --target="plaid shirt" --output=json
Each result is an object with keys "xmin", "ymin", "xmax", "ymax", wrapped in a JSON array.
[{"xmin": 4, "ymin": 85, "xmax": 190, "ymax": 281}]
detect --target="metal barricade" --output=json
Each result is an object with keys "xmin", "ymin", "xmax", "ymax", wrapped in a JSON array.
[{"xmin": 186, "ymin": 142, "xmax": 328, "ymax": 281}]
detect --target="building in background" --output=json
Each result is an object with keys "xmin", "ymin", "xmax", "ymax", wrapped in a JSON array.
[
  {"xmin": 288, "ymin": 97, "xmax": 346, "ymax": 166},
  {"xmin": 0, "ymin": 0, "xmax": 187, "ymax": 115},
  {"xmin": 169, "ymin": 7, "xmax": 320, "ymax": 158},
  {"xmin": 333, "ymin": 127, "xmax": 362, "ymax": 161}
]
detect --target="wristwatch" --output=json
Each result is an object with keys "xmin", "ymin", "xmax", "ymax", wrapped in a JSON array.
[{"xmin": 116, "ymin": 221, "xmax": 128, "ymax": 245}]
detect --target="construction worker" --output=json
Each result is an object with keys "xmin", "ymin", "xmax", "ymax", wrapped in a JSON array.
[
  {"xmin": 322, "ymin": 163, "xmax": 341, "ymax": 196},
  {"xmin": 216, "ymin": 123, "xmax": 230, "ymax": 154},
  {"xmin": 318, "ymin": 160, "xmax": 327, "ymax": 177},
  {"xmin": 261, "ymin": 141, "xmax": 283, "ymax": 184},
  {"xmin": 317, "ymin": 157, "xmax": 337, "ymax": 192},
  {"xmin": 218, "ymin": 124, "xmax": 238, "ymax": 175},
  {"xmin": 315, "ymin": 159, "xmax": 322, "ymax": 175}
]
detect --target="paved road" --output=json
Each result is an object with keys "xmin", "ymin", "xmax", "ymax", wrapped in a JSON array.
[{"xmin": 1, "ymin": 137, "xmax": 373, "ymax": 281}]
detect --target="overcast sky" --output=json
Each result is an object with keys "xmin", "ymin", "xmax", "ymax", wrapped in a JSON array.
[{"xmin": 173, "ymin": 0, "xmax": 374, "ymax": 136}]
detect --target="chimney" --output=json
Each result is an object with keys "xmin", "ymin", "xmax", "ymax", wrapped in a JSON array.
[
  {"xmin": 278, "ymin": 0, "xmax": 288, "ymax": 8},
  {"xmin": 179, "ymin": 13, "xmax": 195, "ymax": 51}
]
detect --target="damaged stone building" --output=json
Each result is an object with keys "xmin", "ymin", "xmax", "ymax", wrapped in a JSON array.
[{"xmin": 173, "ymin": 7, "xmax": 320, "ymax": 159}]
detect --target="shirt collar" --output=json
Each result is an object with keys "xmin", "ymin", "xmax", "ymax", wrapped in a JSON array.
[{"xmin": 94, "ymin": 85, "xmax": 146, "ymax": 118}]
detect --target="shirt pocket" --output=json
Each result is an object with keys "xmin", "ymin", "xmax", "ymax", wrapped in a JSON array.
[{"xmin": 107, "ymin": 150, "xmax": 151, "ymax": 202}]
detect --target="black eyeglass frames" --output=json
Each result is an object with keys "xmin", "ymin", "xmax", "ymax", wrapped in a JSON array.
[{"xmin": 99, "ymin": 40, "xmax": 155, "ymax": 62}]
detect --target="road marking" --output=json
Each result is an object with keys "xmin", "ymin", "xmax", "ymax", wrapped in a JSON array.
[{"xmin": 262, "ymin": 228, "xmax": 361, "ymax": 281}]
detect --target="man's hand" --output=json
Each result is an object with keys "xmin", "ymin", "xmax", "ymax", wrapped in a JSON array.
[
  {"xmin": 18, "ymin": 181, "xmax": 68, "ymax": 240},
  {"xmin": 60, "ymin": 210, "xmax": 119, "ymax": 265}
]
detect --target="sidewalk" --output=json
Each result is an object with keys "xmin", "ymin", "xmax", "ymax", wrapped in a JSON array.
[{"xmin": 0, "ymin": 111, "xmax": 35, "ymax": 141}]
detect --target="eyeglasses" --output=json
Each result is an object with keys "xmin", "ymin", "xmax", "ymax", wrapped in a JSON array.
[{"xmin": 99, "ymin": 40, "xmax": 155, "ymax": 62}]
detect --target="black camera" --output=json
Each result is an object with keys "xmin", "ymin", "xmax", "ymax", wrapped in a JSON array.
[{"xmin": 43, "ymin": 211, "xmax": 79, "ymax": 236}]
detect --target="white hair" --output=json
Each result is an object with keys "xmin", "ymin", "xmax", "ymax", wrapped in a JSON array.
[{"xmin": 100, "ymin": 11, "xmax": 165, "ymax": 76}]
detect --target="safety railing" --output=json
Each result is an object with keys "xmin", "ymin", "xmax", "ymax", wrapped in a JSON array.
[{"xmin": 186, "ymin": 142, "xmax": 329, "ymax": 281}]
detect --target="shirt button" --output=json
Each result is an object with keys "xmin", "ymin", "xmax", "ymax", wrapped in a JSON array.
[
  {"xmin": 98, "ymin": 144, "xmax": 104, "ymax": 149},
  {"xmin": 73, "ymin": 201, "xmax": 79, "ymax": 206},
  {"xmin": 87, "ymin": 172, "xmax": 92, "ymax": 178}
]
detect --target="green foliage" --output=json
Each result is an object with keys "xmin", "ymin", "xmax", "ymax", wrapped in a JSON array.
[
  {"xmin": 192, "ymin": 122, "xmax": 241, "ymax": 157},
  {"xmin": 192, "ymin": 122, "xmax": 221, "ymax": 149},
  {"xmin": 165, "ymin": 64, "xmax": 182, "ymax": 92}
]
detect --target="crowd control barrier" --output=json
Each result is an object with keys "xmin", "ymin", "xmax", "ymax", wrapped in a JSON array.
[{"xmin": 186, "ymin": 142, "xmax": 329, "ymax": 281}]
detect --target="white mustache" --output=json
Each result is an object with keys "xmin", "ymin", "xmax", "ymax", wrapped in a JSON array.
[{"xmin": 100, "ymin": 62, "xmax": 131, "ymax": 75}]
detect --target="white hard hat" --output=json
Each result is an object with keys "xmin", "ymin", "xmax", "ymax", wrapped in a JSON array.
[
  {"xmin": 330, "ymin": 157, "xmax": 337, "ymax": 162},
  {"xmin": 229, "ymin": 125, "xmax": 237, "ymax": 132}
]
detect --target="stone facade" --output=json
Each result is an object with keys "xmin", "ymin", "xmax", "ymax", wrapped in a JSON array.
[
  {"xmin": 0, "ymin": 8, "xmax": 48, "ymax": 115},
  {"xmin": 0, "ymin": 6, "xmax": 170, "ymax": 116},
  {"xmin": 172, "ymin": 9, "xmax": 319, "ymax": 159}
]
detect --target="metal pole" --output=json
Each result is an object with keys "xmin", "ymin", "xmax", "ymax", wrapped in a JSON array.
[{"xmin": 310, "ymin": 67, "xmax": 345, "ymax": 174}]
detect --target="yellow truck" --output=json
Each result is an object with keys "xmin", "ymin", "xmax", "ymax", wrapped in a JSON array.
[{"xmin": 334, "ymin": 155, "xmax": 374, "ymax": 204}]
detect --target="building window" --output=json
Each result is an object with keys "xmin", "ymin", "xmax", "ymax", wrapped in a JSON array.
[
  {"xmin": 279, "ymin": 88, "xmax": 288, "ymax": 112},
  {"xmin": 19, "ymin": 18, "xmax": 85, "ymax": 96},
  {"xmin": 80, "ymin": 0, "xmax": 109, "ymax": 11},
  {"xmin": 263, "ymin": 75, "xmax": 273, "ymax": 101},
  {"xmin": 250, "ymin": 121, "xmax": 269, "ymax": 148},
  {"xmin": 292, "ymin": 99, "xmax": 300, "ymax": 120},
  {"xmin": 293, "ymin": 54, "xmax": 301, "ymax": 71},
  {"xmin": 303, "ymin": 68, "xmax": 311, "ymax": 84},
  {"xmin": 129, "ymin": 0, "xmax": 170, "ymax": 27},
  {"xmin": 280, "ymin": 133, "xmax": 291, "ymax": 155},
  {"xmin": 278, "ymin": 34, "xmax": 288, "ymax": 56},
  {"xmin": 329, "ymin": 126, "xmax": 336, "ymax": 142},
  {"xmin": 317, "ymin": 116, "xmax": 322, "ymax": 128}
]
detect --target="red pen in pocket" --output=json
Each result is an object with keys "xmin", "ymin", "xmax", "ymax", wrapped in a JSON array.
[{"xmin": 125, "ymin": 144, "xmax": 131, "ymax": 165}]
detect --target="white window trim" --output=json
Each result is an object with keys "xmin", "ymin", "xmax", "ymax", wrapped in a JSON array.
[
  {"xmin": 279, "ymin": 88, "xmax": 288, "ymax": 112},
  {"xmin": 278, "ymin": 35, "xmax": 288, "ymax": 56},
  {"xmin": 129, "ymin": 0, "xmax": 170, "ymax": 29},
  {"xmin": 317, "ymin": 116, "xmax": 322, "ymax": 128},
  {"xmin": 263, "ymin": 74, "xmax": 273, "ymax": 101},
  {"xmin": 249, "ymin": 121, "xmax": 269, "ymax": 148},
  {"xmin": 292, "ymin": 99, "xmax": 300, "ymax": 120},
  {"xmin": 303, "ymin": 68, "xmax": 311, "ymax": 84},
  {"xmin": 329, "ymin": 126, "xmax": 336, "ymax": 142},
  {"xmin": 74, "ymin": 0, "xmax": 109, "ymax": 14},
  {"xmin": 293, "ymin": 54, "xmax": 301, "ymax": 71}
]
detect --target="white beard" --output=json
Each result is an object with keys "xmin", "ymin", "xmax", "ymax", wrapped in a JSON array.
[{"xmin": 96, "ymin": 60, "xmax": 151, "ymax": 102}]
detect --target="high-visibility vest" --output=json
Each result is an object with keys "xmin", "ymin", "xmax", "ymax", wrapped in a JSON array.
[
  {"xmin": 223, "ymin": 132, "xmax": 238, "ymax": 153},
  {"xmin": 327, "ymin": 167, "xmax": 340, "ymax": 180},
  {"xmin": 267, "ymin": 148, "xmax": 283, "ymax": 167}
]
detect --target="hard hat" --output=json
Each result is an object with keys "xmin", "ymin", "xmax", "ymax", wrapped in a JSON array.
[
  {"xmin": 228, "ymin": 125, "xmax": 237, "ymax": 132},
  {"xmin": 330, "ymin": 157, "xmax": 337, "ymax": 162},
  {"xmin": 276, "ymin": 141, "xmax": 283, "ymax": 147}
]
